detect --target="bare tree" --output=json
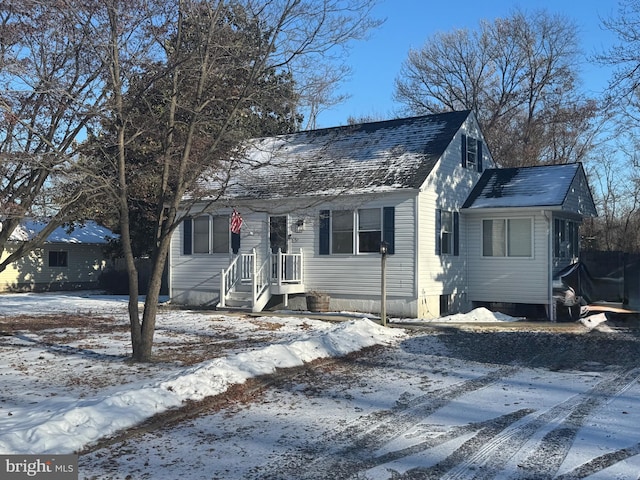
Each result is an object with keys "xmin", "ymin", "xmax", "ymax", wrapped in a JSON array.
[
  {"xmin": 598, "ymin": 0, "xmax": 640, "ymax": 124},
  {"xmin": 0, "ymin": 0, "xmax": 378, "ymax": 361},
  {"xmin": 588, "ymin": 0, "xmax": 640, "ymax": 253},
  {"xmin": 394, "ymin": 8, "xmax": 601, "ymax": 167},
  {"xmin": 74, "ymin": 0, "xmax": 380, "ymax": 362},
  {"xmin": 0, "ymin": 0, "xmax": 104, "ymax": 271},
  {"xmin": 584, "ymin": 141, "xmax": 640, "ymax": 253}
]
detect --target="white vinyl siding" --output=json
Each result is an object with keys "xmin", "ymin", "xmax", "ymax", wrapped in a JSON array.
[
  {"xmin": 415, "ymin": 116, "xmax": 493, "ymax": 318},
  {"xmin": 170, "ymin": 211, "xmax": 265, "ymax": 305},
  {"xmin": 169, "ymin": 114, "xmax": 496, "ymax": 316},
  {"xmin": 467, "ymin": 212, "xmax": 549, "ymax": 304},
  {"xmin": 307, "ymin": 194, "xmax": 414, "ymax": 297},
  {"xmin": 169, "ymin": 193, "xmax": 417, "ymax": 310}
]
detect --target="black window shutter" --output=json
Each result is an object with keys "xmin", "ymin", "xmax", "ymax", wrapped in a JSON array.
[
  {"xmin": 477, "ymin": 140, "xmax": 483, "ymax": 173},
  {"xmin": 453, "ymin": 212, "xmax": 460, "ymax": 256},
  {"xmin": 461, "ymin": 134, "xmax": 467, "ymax": 168},
  {"xmin": 319, "ymin": 210, "xmax": 330, "ymax": 255},
  {"xmin": 383, "ymin": 206, "xmax": 395, "ymax": 255},
  {"xmin": 435, "ymin": 209, "xmax": 442, "ymax": 255},
  {"xmin": 183, "ymin": 218, "xmax": 192, "ymax": 255}
]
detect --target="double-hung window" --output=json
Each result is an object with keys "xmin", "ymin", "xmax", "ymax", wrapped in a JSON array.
[
  {"xmin": 436, "ymin": 210, "xmax": 459, "ymax": 256},
  {"xmin": 466, "ymin": 139, "xmax": 477, "ymax": 170},
  {"xmin": 331, "ymin": 210, "xmax": 354, "ymax": 254},
  {"xmin": 211, "ymin": 216, "xmax": 230, "ymax": 253},
  {"xmin": 193, "ymin": 216, "xmax": 210, "ymax": 254},
  {"xmin": 319, "ymin": 207, "xmax": 395, "ymax": 255},
  {"xmin": 184, "ymin": 215, "xmax": 230, "ymax": 255},
  {"xmin": 461, "ymin": 134, "xmax": 483, "ymax": 172},
  {"xmin": 441, "ymin": 211, "xmax": 453, "ymax": 255},
  {"xmin": 358, "ymin": 208, "xmax": 382, "ymax": 253},
  {"xmin": 482, "ymin": 218, "xmax": 532, "ymax": 257}
]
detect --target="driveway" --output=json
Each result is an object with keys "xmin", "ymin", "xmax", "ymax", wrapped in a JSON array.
[{"xmin": 79, "ymin": 322, "xmax": 640, "ymax": 479}]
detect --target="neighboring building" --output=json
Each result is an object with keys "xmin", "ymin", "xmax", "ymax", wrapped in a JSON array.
[
  {"xmin": 0, "ymin": 220, "xmax": 117, "ymax": 292},
  {"xmin": 168, "ymin": 111, "xmax": 597, "ymax": 320}
]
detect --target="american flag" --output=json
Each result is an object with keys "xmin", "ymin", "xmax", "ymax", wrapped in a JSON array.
[{"xmin": 230, "ymin": 209, "xmax": 243, "ymax": 234}]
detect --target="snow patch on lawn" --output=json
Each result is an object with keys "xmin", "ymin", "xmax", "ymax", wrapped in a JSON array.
[{"xmin": 0, "ymin": 316, "xmax": 404, "ymax": 455}]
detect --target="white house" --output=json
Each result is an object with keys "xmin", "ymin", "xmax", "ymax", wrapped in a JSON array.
[
  {"xmin": 168, "ymin": 110, "xmax": 597, "ymax": 320},
  {"xmin": 0, "ymin": 220, "xmax": 117, "ymax": 292}
]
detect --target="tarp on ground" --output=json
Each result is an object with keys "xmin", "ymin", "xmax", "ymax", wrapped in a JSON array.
[{"xmin": 554, "ymin": 252, "xmax": 640, "ymax": 312}]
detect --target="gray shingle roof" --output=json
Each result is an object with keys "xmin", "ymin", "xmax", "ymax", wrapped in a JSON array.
[
  {"xmin": 462, "ymin": 163, "xmax": 589, "ymax": 209},
  {"xmin": 223, "ymin": 110, "xmax": 471, "ymax": 199}
]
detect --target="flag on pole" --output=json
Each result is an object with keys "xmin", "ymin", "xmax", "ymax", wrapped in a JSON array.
[{"xmin": 230, "ymin": 209, "xmax": 243, "ymax": 234}]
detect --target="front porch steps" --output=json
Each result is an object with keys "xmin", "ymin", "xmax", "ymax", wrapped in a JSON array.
[
  {"xmin": 223, "ymin": 284, "xmax": 253, "ymax": 310},
  {"xmin": 218, "ymin": 249, "xmax": 305, "ymax": 312}
]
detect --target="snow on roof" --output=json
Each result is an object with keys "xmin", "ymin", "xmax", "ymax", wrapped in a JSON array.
[
  {"xmin": 204, "ymin": 111, "xmax": 471, "ymax": 200},
  {"xmin": 8, "ymin": 220, "xmax": 118, "ymax": 244},
  {"xmin": 463, "ymin": 163, "xmax": 584, "ymax": 209}
]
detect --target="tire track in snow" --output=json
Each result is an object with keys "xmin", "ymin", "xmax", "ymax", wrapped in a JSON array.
[
  {"xmin": 554, "ymin": 441, "xmax": 640, "ymax": 480},
  {"xmin": 401, "ymin": 367, "xmax": 640, "ymax": 480},
  {"xmin": 251, "ymin": 365, "xmax": 519, "ymax": 479},
  {"xmin": 509, "ymin": 367, "xmax": 640, "ymax": 479}
]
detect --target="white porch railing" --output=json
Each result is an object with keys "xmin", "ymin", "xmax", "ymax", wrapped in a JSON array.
[
  {"xmin": 252, "ymin": 256, "xmax": 271, "ymax": 312},
  {"xmin": 219, "ymin": 247, "xmax": 305, "ymax": 311},
  {"xmin": 219, "ymin": 254, "xmax": 241, "ymax": 309},
  {"xmin": 270, "ymin": 248, "xmax": 303, "ymax": 286},
  {"xmin": 240, "ymin": 252, "xmax": 254, "ymax": 282}
]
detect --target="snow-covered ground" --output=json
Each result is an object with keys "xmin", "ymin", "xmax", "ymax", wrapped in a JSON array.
[{"xmin": 1, "ymin": 292, "xmax": 639, "ymax": 479}]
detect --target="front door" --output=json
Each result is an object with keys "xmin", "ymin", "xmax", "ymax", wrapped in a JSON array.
[{"xmin": 269, "ymin": 216, "xmax": 288, "ymax": 254}]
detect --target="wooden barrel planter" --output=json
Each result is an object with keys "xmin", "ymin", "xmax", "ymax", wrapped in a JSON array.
[{"xmin": 306, "ymin": 293, "xmax": 330, "ymax": 312}]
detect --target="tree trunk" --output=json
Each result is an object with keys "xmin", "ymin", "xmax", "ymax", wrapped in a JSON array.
[{"xmin": 133, "ymin": 233, "xmax": 172, "ymax": 362}]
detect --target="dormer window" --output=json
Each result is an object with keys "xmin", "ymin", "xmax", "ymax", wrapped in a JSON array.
[
  {"xmin": 466, "ymin": 137, "xmax": 477, "ymax": 169},
  {"xmin": 461, "ymin": 134, "xmax": 483, "ymax": 173}
]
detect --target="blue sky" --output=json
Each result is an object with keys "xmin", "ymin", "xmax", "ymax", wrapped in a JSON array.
[{"xmin": 315, "ymin": 0, "xmax": 620, "ymax": 128}]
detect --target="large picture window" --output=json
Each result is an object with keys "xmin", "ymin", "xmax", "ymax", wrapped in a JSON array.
[{"xmin": 483, "ymin": 218, "xmax": 532, "ymax": 257}]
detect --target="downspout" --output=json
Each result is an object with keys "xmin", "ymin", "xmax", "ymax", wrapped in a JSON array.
[
  {"xmin": 464, "ymin": 211, "xmax": 469, "ymax": 312},
  {"xmin": 543, "ymin": 210, "xmax": 555, "ymax": 321},
  {"xmin": 414, "ymin": 193, "xmax": 420, "ymax": 318},
  {"xmin": 167, "ymin": 228, "xmax": 173, "ymax": 302}
]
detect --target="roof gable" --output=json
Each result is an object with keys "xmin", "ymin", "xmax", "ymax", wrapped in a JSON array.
[
  {"xmin": 463, "ymin": 163, "xmax": 596, "ymax": 214},
  {"xmin": 222, "ymin": 110, "xmax": 471, "ymax": 199}
]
